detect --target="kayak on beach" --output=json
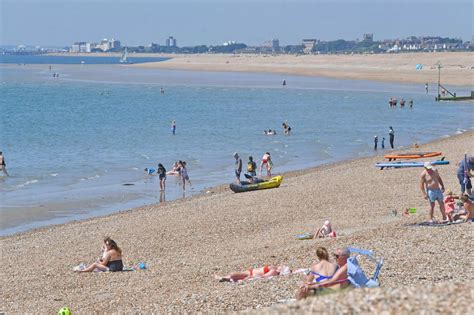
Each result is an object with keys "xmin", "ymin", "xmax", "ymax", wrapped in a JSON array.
[
  {"xmin": 384, "ymin": 152, "xmax": 442, "ymax": 160},
  {"xmin": 229, "ymin": 175, "xmax": 283, "ymax": 193},
  {"xmin": 376, "ymin": 160, "xmax": 449, "ymax": 169}
]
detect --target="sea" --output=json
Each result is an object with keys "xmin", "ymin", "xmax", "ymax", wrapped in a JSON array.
[{"xmin": 1, "ymin": 55, "xmax": 473, "ymax": 236}]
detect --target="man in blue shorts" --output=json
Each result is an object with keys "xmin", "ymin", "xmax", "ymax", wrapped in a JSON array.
[{"xmin": 420, "ymin": 162, "xmax": 446, "ymax": 223}]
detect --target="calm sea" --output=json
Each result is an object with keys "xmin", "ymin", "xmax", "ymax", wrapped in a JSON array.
[
  {"xmin": 1, "ymin": 62, "xmax": 473, "ymax": 236},
  {"xmin": 0, "ymin": 54, "xmax": 168, "ymax": 64}
]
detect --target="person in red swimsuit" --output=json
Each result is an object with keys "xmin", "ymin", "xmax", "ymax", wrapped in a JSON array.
[{"xmin": 214, "ymin": 264, "xmax": 289, "ymax": 282}]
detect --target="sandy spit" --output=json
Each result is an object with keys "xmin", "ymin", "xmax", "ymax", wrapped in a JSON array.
[
  {"xmin": 0, "ymin": 131, "xmax": 473, "ymax": 314},
  {"xmin": 132, "ymin": 52, "xmax": 474, "ymax": 86}
]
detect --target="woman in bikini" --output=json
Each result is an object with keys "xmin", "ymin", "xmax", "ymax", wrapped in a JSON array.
[
  {"xmin": 79, "ymin": 237, "xmax": 124, "ymax": 272},
  {"xmin": 215, "ymin": 265, "xmax": 289, "ymax": 282},
  {"xmin": 296, "ymin": 247, "xmax": 338, "ymax": 299}
]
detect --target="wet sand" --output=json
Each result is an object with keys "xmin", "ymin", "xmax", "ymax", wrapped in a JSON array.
[
  {"xmin": 1, "ymin": 131, "xmax": 472, "ymax": 313},
  {"xmin": 132, "ymin": 52, "xmax": 473, "ymax": 86}
]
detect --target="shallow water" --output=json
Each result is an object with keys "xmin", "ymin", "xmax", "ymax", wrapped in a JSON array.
[{"xmin": 1, "ymin": 64, "xmax": 473, "ymax": 235}]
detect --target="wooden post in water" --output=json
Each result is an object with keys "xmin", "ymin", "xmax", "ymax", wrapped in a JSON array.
[{"xmin": 436, "ymin": 61, "xmax": 442, "ymax": 101}]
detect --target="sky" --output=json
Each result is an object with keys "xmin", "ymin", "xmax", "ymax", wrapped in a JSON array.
[{"xmin": 1, "ymin": 0, "xmax": 472, "ymax": 47}]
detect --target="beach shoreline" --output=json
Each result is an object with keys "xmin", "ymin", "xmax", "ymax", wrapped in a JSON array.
[
  {"xmin": 46, "ymin": 52, "xmax": 474, "ymax": 86},
  {"xmin": 1, "ymin": 130, "xmax": 472, "ymax": 313}
]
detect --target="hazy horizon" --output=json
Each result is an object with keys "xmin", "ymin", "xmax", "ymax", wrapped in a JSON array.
[{"xmin": 1, "ymin": 0, "xmax": 472, "ymax": 47}]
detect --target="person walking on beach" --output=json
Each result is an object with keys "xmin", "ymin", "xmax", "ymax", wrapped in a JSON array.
[
  {"xmin": 171, "ymin": 120, "xmax": 176, "ymax": 135},
  {"xmin": 157, "ymin": 163, "xmax": 167, "ymax": 192},
  {"xmin": 388, "ymin": 126, "xmax": 395, "ymax": 149},
  {"xmin": 420, "ymin": 162, "xmax": 447, "ymax": 223},
  {"xmin": 0, "ymin": 151, "xmax": 9, "ymax": 176},
  {"xmin": 374, "ymin": 136, "xmax": 378, "ymax": 150},
  {"xmin": 233, "ymin": 152, "xmax": 242, "ymax": 184}
]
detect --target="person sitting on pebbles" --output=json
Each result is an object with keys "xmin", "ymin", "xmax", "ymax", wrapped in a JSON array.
[
  {"xmin": 215, "ymin": 264, "xmax": 290, "ymax": 282},
  {"xmin": 296, "ymin": 247, "xmax": 338, "ymax": 300},
  {"xmin": 314, "ymin": 220, "xmax": 336, "ymax": 239},
  {"xmin": 77, "ymin": 237, "xmax": 123, "ymax": 272},
  {"xmin": 454, "ymin": 194, "xmax": 474, "ymax": 222}
]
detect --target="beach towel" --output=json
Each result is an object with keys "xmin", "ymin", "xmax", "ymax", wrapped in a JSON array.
[
  {"xmin": 296, "ymin": 232, "xmax": 314, "ymax": 240},
  {"xmin": 407, "ymin": 220, "xmax": 464, "ymax": 227},
  {"xmin": 73, "ymin": 262, "xmax": 147, "ymax": 272}
]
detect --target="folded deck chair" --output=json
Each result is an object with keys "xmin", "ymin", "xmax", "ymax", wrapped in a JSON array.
[{"xmin": 347, "ymin": 247, "xmax": 383, "ymax": 288}]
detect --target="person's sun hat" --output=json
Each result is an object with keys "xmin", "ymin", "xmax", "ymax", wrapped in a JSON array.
[{"xmin": 424, "ymin": 161, "xmax": 433, "ymax": 169}]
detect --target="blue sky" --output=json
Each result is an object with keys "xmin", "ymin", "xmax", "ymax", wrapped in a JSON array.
[{"xmin": 1, "ymin": 0, "xmax": 472, "ymax": 47}]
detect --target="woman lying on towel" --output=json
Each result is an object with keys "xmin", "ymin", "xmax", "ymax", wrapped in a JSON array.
[
  {"xmin": 77, "ymin": 237, "xmax": 124, "ymax": 272},
  {"xmin": 215, "ymin": 265, "xmax": 290, "ymax": 282}
]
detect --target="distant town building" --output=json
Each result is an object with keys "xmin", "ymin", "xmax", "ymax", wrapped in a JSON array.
[
  {"xmin": 363, "ymin": 33, "xmax": 374, "ymax": 42},
  {"xmin": 70, "ymin": 42, "xmax": 91, "ymax": 53},
  {"xmin": 302, "ymin": 39, "xmax": 318, "ymax": 54},
  {"xmin": 222, "ymin": 40, "xmax": 236, "ymax": 46},
  {"xmin": 166, "ymin": 36, "xmax": 177, "ymax": 47},
  {"xmin": 70, "ymin": 38, "xmax": 120, "ymax": 53}
]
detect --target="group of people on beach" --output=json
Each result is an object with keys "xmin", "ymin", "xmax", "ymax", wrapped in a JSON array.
[
  {"xmin": 374, "ymin": 126, "xmax": 395, "ymax": 150},
  {"xmin": 145, "ymin": 160, "xmax": 191, "ymax": 193},
  {"xmin": 233, "ymin": 152, "xmax": 273, "ymax": 184},
  {"xmin": 213, "ymin": 246, "xmax": 350, "ymax": 300},
  {"xmin": 419, "ymin": 155, "xmax": 474, "ymax": 223},
  {"xmin": 388, "ymin": 97, "xmax": 413, "ymax": 108}
]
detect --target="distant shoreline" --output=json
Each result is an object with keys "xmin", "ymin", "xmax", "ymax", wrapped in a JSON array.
[{"xmin": 44, "ymin": 51, "xmax": 473, "ymax": 86}]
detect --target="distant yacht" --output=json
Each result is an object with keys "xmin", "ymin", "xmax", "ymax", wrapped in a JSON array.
[{"xmin": 119, "ymin": 48, "xmax": 132, "ymax": 64}]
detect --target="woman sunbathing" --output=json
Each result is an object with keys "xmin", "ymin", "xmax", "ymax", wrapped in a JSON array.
[
  {"xmin": 78, "ymin": 237, "xmax": 123, "ymax": 272},
  {"xmin": 215, "ymin": 265, "xmax": 290, "ymax": 282},
  {"xmin": 296, "ymin": 247, "xmax": 338, "ymax": 300}
]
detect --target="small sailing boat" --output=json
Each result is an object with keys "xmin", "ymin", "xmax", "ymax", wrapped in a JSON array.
[{"xmin": 119, "ymin": 48, "xmax": 132, "ymax": 64}]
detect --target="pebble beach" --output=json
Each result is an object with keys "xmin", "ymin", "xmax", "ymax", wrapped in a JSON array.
[{"xmin": 1, "ymin": 130, "xmax": 472, "ymax": 313}]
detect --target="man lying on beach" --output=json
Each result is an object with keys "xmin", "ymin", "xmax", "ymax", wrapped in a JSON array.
[
  {"xmin": 215, "ymin": 265, "xmax": 290, "ymax": 282},
  {"xmin": 420, "ymin": 162, "xmax": 447, "ymax": 223},
  {"xmin": 297, "ymin": 247, "xmax": 350, "ymax": 299}
]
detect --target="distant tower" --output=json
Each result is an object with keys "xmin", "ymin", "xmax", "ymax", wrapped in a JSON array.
[
  {"xmin": 166, "ymin": 36, "xmax": 177, "ymax": 47},
  {"xmin": 272, "ymin": 39, "xmax": 280, "ymax": 52},
  {"xmin": 363, "ymin": 33, "xmax": 374, "ymax": 42}
]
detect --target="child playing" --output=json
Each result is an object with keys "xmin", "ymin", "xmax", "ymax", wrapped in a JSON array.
[
  {"xmin": 313, "ymin": 220, "xmax": 336, "ymax": 239},
  {"xmin": 443, "ymin": 190, "xmax": 458, "ymax": 222}
]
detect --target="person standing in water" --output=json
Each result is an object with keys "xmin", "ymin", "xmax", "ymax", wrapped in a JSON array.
[
  {"xmin": 233, "ymin": 152, "xmax": 242, "ymax": 184},
  {"xmin": 389, "ymin": 126, "xmax": 395, "ymax": 149},
  {"xmin": 0, "ymin": 151, "xmax": 9, "ymax": 176},
  {"xmin": 171, "ymin": 120, "xmax": 176, "ymax": 135},
  {"xmin": 179, "ymin": 161, "xmax": 191, "ymax": 192},
  {"xmin": 157, "ymin": 163, "xmax": 167, "ymax": 192},
  {"xmin": 160, "ymin": 87, "xmax": 165, "ymax": 94},
  {"xmin": 381, "ymin": 137, "xmax": 385, "ymax": 149},
  {"xmin": 374, "ymin": 136, "xmax": 378, "ymax": 150},
  {"xmin": 425, "ymin": 83, "xmax": 429, "ymax": 94}
]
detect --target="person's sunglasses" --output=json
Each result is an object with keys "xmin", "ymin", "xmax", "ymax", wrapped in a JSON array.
[{"xmin": 334, "ymin": 254, "xmax": 340, "ymax": 258}]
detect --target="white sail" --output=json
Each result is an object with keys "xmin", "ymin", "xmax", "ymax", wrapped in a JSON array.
[{"xmin": 119, "ymin": 48, "xmax": 128, "ymax": 63}]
